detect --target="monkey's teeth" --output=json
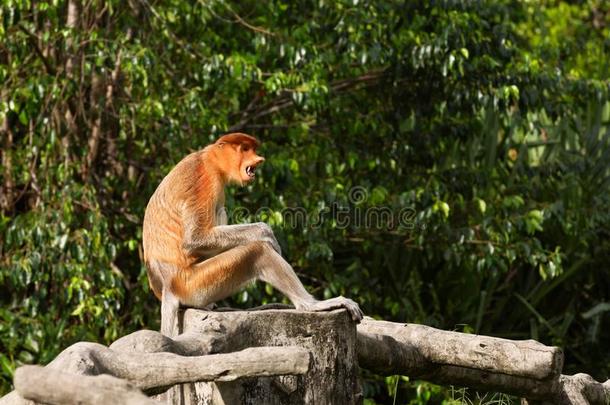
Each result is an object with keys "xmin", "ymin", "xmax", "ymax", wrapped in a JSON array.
[{"xmin": 246, "ymin": 166, "xmax": 255, "ymax": 177}]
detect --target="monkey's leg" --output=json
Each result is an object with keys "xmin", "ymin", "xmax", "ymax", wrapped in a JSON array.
[
  {"xmin": 176, "ymin": 242, "xmax": 264, "ymax": 308},
  {"xmin": 183, "ymin": 242, "xmax": 362, "ymax": 321},
  {"xmin": 255, "ymin": 244, "xmax": 363, "ymax": 322},
  {"xmin": 161, "ymin": 289, "xmax": 180, "ymax": 337}
]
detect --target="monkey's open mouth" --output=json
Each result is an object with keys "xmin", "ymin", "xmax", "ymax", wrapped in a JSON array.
[{"xmin": 246, "ymin": 165, "xmax": 256, "ymax": 178}]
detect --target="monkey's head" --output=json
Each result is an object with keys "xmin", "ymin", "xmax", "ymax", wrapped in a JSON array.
[{"xmin": 212, "ymin": 133, "xmax": 265, "ymax": 185}]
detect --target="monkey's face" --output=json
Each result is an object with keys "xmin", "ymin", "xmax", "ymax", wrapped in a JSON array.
[
  {"xmin": 237, "ymin": 143, "xmax": 265, "ymax": 184},
  {"xmin": 212, "ymin": 133, "xmax": 264, "ymax": 185}
]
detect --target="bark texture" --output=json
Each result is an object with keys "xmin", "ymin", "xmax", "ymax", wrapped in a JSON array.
[
  {"xmin": 357, "ymin": 318, "xmax": 609, "ymax": 404},
  {"xmin": 13, "ymin": 366, "xmax": 156, "ymax": 405},
  {"xmin": 0, "ymin": 330, "xmax": 309, "ymax": 405},
  {"xmin": 358, "ymin": 318, "xmax": 563, "ymax": 379},
  {"xmin": 180, "ymin": 308, "xmax": 360, "ymax": 405},
  {"xmin": 1, "ymin": 308, "xmax": 608, "ymax": 405}
]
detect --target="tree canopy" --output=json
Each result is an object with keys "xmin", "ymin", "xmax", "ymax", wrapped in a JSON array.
[{"xmin": 1, "ymin": 0, "xmax": 609, "ymax": 402}]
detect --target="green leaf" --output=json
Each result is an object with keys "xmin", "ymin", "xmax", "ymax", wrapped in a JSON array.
[
  {"xmin": 432, "ymin": 201, "xmax": 450, "ymax": 219},
  {"xmin": 0, "ymin": 354, "xmax": 14, "ymax": 378},
  {"xmin": 525, "ymin": 210, "xmax": 544, "ymax": 234},
  {"xmin": 18, "ymin": 109, "xmax": 28, "ymax": 125},
  {"xmin": 475, "ymin": 198, "xmax": 486, "ymax": 214}
]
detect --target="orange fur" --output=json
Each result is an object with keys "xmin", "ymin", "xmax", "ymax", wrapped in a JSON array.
[
  {"xmin": 143, "ymin": 133, "xmax": 264, "ymax": 302},
  {"xmin": 170, "ymin": 242, "xmax": 265, "ymax": 305},
  {"xmin": 144, "ymin": 132, "xmax": 363, "ymax": 335}
]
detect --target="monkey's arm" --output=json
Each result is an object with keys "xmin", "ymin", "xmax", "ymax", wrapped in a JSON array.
[{"xmin": 183, "ymin": 222, "xmax": 281, "ymax": 258}]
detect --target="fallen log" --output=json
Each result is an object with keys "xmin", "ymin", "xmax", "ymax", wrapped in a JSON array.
[
  {"xmin": 1, "ymin": 336, "xmax": 309, "ymax": 405},
  {"xmin": 357, "ymin": 318, "xmax": 563, "ymax": 380},
  {"xmin": 13, "ymin": 366, "xmax": 156, "ymax": 405},
  {"xmin": 357, "ymin": 318, "xmax": 610, "ymax": 404},
  {"xmin": 2, "ymin": 308, "xmax": 608, "ymax": 405}
]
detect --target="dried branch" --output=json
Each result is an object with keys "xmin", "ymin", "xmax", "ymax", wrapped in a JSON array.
[
  {"xmin": 3, "ymin": 330, "xmax": 309, "ymax": 405},
  {"xmin": 198, "ymin": 0, "xmax": 275, "ymax": 36},
  {"xmin": 223, "ymin": 3, "xmax": 275, "ymax": 36},
  {"xmin": 14, "ymin": 366, "xmax": 156, "ymax": 405},
  {"xmin": 358, "ymin": 318, "xmax": 563, "ymax": 380},
  {"xmin": 357, "ymin": 318, "xmax": 610, "ymax": 404}
]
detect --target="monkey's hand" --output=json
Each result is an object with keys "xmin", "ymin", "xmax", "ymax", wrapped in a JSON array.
[
  {"xmin": 297, "ymin": 297, "xmax": 364, "ymax": 323},
  {"xmin": 255, "ymin": 222, "xmax": 282, "ymax": 255}
]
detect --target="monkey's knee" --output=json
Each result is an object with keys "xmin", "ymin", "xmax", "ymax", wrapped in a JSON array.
[
  {"xmin": 242, "ymin": 240, "xmax": 274, "ymax": 254},
  {"xmin": 251, "ymin": 239, "xmax": 281, "ymax": 256}
]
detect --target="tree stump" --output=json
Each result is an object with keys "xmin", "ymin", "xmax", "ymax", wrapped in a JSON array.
[{"xmin": 177, "ymin": 308, "xmax": 360, "ymax": 405}]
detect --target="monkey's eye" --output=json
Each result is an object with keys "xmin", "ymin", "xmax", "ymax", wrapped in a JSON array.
[{"xmin": 242, "ymin": 145, "xmax": 251, "ymax": 152}]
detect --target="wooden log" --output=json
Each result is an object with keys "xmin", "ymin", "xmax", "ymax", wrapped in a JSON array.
[
  {"xmin": 99, "ymin": 346, "xmax": 310, "ymax": 394},
  {"xmin": 357, "ymin": 318, "xmax": 610, "ymax": 405},
  {"xmin": 521, "ymin": 374, "xmax": 610, "ymax": 405},
  {"xmin": 109, "ymin": 327, "xmax": 227, "ymax": 356},
  {"xmin": 357, "ymin": 329, "xmax": 556, "ymax": 399},
  {"xmin": 2, "ymin": 308, "xmax": 608, "ymax": 405},
  {"xmin": 180, "ymin": 308, "xmax": 360, "ymax": 405},
  {"xmin": 13, "ymin": 365, "xmax": 156, "ymax": 405},
  {"xmin": 358, "ymin": 318, "xmax": 563, "ymax": 380},
  {"xmin": 0, "ymin": 335, "xmax": 309, "ymax": 404}
]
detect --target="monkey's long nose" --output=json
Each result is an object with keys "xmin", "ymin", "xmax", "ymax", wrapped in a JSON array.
[{"xmin": 255, "ymin": 156, "xmax": 265, "ymax": 165}]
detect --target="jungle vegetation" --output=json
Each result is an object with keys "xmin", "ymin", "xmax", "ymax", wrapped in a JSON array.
[{"xmin": 1, "ymin": 0, "xmax": 609, "ymax": 402}]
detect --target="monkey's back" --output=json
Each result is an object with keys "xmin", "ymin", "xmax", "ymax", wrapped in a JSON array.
[{"xmin": 143, "ymin": 153, "xmax": 201, "ymax": 297}]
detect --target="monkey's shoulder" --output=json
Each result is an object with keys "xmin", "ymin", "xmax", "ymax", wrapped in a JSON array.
[{"xmin": 154, "ymin": 153, "xmax": 208, "ymax": 192}]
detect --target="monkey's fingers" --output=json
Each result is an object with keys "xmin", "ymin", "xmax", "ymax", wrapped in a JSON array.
[
  {"xmin": 310, "ymin": 297, "xmax": 364, "ymax": 323},
  {"xmin": 342, "ymin": 299, "xmax": 364, "ymax": 323}
]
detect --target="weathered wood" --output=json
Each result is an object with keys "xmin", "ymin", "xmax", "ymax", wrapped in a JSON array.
[
  {"xmin": 109, "ymin": 329, "xmax": 225, "ymax": 356},
  {"xmin": 109, "ymin": 327, "xmax": 227, "ymax": 405},
  {"xmin": 2, "ymin": 308, "xmax": 608, "ymax": 405},
  {"xmin": 180, "ymin": 308, "xmax": 360, "ymax": 405},
  {"xmin": 0, "ymin": 333, "xmax": 309, "ymax": 404},
  {"xmin": 357, "ymin": 318, "xmax": 563, "ymax": 380},
  {"xmin": 13, "ymin": 365, "xmax": 156, "ymax": 405},
  {"xmin": 56, "ymin": 343, "xmax": 308, "ymax": 394},
  {"xmin": 102, "ymin": 346, "xmax": 310, "ymax": 394},
  {"xmin": 357, "ymin": 318, "xmax": 610, "ymax": 405},
  {"xmin": 521, "ymin": 374, "xmax": 610, "ymax": 405},
  {"xmin": 357, "ymin": 328, "xmax": 559, "ymax": 400}
]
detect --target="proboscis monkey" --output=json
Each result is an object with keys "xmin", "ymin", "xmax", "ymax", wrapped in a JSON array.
[{"xmin": 143, "ymin": 133, "xmax": 363, "ymax": 336}]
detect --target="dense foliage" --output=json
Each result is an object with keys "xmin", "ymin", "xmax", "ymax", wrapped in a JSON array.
[{"xmin": 1, "ymin": 0, "xmax": 609, "ymax": 402}]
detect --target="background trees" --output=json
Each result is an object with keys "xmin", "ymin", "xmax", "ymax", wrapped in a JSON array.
[{"xmin": 1, "ymin": 0, "xmax": 609, "ymax": 402}]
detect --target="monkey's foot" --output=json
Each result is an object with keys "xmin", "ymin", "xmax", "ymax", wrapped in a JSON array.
[{"xmin": 300, "ymin": 297, "xmax": 364, "ymax": 323}]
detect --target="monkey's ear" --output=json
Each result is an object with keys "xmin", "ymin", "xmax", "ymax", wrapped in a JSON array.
[{"xmin": 215, "ymin": 133, "xmax": 260, "ymax": 148}]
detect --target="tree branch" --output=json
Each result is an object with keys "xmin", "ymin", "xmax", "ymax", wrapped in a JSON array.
[
  {"xmin": 357, "ymin": 318, "xmax": 610, "ymax": 404},
  {"xmin": 14, "ymin": 366, "xmax": 156, "ymax": 405},
  {"xmin": 84, "ymin": 29, "xmax": 132, "ymax": 178},
  {"xmin": 358, "ymin": 318, "xmax": 563, "ymax": 380},
  {"xmin": 16, "ymin": 24, "xmax": 56, "ymax": 75},
  {"xmin": 227, "ymin": 69, "xmax": 387, "ymax": 132}
]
